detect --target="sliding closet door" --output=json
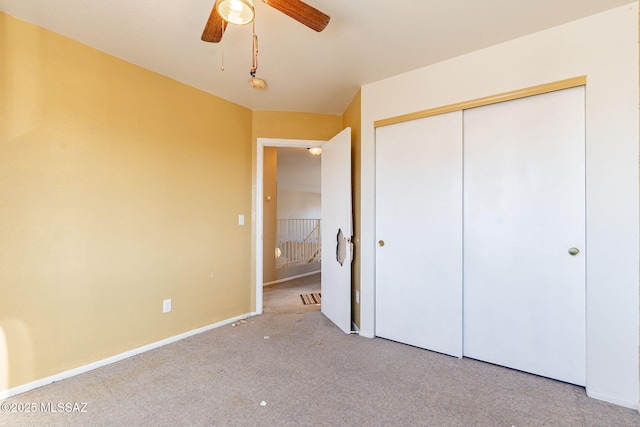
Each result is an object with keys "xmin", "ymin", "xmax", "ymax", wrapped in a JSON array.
[
  {"xmin": 463, "ymin": 87, "xmax": 586, "ymax": 385},
  {"xmin": 376, "ymin": 111, "xmax": 463, "ymax": 357}
]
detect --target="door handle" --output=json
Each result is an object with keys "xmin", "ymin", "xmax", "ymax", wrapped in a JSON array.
[
  {"xmin": 568, "ymin": 247, "xmax": 580, "ymax": 256},
  {"xmin": 378, "ymin": 240, "xmax": 385, "ymax": 247}
]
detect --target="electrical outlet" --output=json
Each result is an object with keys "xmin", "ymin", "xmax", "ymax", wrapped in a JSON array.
[
  {"xmin": 163, "ymin": 299, "xmax": 172, "ymax": 313},
  {"xmin": 355, "ymin": 290, "xmax": 359, "ymax": 304},
  {"xmin": 238, "ymin": 214, "xmax": 245, "ymax": 225}
]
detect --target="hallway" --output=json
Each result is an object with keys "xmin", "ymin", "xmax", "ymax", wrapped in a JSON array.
[{"xmin": 263, "ymin": 273, "xmax": 321, "ymax": 314}]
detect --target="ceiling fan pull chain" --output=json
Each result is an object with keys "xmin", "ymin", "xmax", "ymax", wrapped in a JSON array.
[
  {"xmin": 220, "ymin": 25, "xmax": 225, "ymax": 71},
  {"xmin": 252, "ymin": 34, "xmax": 259, "ymax": 75},
  {"xmin": 251, "ymin": 21, "xmax": 259, "ymax": 76}
]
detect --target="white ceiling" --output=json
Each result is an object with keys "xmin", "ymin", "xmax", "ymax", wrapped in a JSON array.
[
  {"xmin": 277, "ymin": 147, "xmax": 320, "ymax": 193},
  {"xmin": 0, "ymin": 0, "xmax": 632, "ymax": 115}
]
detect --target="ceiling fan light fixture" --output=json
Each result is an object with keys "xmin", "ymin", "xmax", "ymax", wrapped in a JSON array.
[
  {"xmin": 216, "ymin": 0, "xmax": 255, "ymax": 25},
  {"xmin": 250, "ymin": 77, "xmax": 266, "ymax": 89}
]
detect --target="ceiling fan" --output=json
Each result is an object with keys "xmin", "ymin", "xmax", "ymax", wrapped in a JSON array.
[{"xmin": 201, "ymin": 0, "xmax": 330, "ymax": 43}]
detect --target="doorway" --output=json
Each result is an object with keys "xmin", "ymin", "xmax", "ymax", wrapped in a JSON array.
[
  {"xmin": 262, "ymin": 146, "xmax": 322, "ymax": 314},
  {"xmin": 263, "ymin": 147, "xmax": 322, "ymax": 286},
  {"xmin": 256, "ymin": 129, "xmax": 352, "ymax": 333}
]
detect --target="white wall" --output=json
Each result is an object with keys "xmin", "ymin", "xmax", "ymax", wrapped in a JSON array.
[
  {"xmin": 277, "ymin": 189, "xmax": 321, "ymax": 219},
  {"xmin": 360, "ymin": 3, "xmax": 639, "ymax": 408}
]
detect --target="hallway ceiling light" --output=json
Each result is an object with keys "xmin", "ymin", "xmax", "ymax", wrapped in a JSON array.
[{"xmin": 308, "ymin": 147, "xmax": 322, "ymax": 156}]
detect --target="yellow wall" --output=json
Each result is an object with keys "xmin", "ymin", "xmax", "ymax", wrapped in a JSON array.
[
  {"xmin": 252, "ymin": 111, "xmax": 343, "ymax": 141},
  {"xmin": 0, "ymin": 12, "xmax": 363, "ymax": 393},
  {"xmin": 342, "ymin": 90, "xmax": 362, "ymax": 329},
  {"xmin": 0, "ymin": 13, "xmax": 253, "ymax": 390}
]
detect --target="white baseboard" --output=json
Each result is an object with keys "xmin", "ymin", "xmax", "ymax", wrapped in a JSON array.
[
  {"xmin": 0, "ymin": 312, "xmax": 254, "ymax": 401},
  {"xmin": 263, "ymin": 270, "xmax": 320, "ymax": 286},
  {"xmin": 586, "ymin": 389, "xmax": 638, "ymax": 410}
]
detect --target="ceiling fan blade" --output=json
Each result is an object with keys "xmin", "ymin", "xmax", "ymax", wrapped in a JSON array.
[
  {"xmin": 201, "ymin": 1, "xmax": 228, "ymax": 43},
  {"xmin": 262, "ymin": 0, "xmax": 330, "ymax": 32}
]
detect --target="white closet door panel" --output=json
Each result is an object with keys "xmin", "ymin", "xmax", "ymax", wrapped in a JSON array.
[
  {"xmin": 463, "ymin": 87, "xmax": 586, "ymax": 385},
  {"xmin": 376, "ymin": 111, "xmax": 463, "ymax": 357}
]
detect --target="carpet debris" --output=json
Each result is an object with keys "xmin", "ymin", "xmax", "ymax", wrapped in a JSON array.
[{"xmin": 231, "ymin": 320, "xmax": 248, "ymax": 327}]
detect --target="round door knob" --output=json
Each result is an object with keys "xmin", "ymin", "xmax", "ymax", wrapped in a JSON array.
[
  {"xmin": 568, "ymin": 247, "xmax": 580, "ymax": 256},
  {"xmin": 378, "ymin": 240, "xmax": 385, "ymax": 247}
]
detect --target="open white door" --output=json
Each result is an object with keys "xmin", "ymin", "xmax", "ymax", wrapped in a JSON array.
[{"xmin": 321, "ymin": 127, "xmax": 352, "ymax": 334}]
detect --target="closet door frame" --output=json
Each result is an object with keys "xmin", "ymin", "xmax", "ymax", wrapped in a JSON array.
[{"xmin": 373, "ymin": 75, "xmax": 587, "ymax": 375}]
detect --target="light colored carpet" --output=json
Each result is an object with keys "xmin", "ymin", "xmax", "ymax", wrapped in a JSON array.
[
  {"xmin": 263, "ymin": 273, "xmax": 321, "ymax": 314},
  {"xmin": 2, "ymin": 275, "xmax": 639, "ymax": 426}
]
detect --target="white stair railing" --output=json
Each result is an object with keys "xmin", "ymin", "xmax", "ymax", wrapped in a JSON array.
[{"xmin": 276, "ymin": 219, "xmax": 321, "ymax": 269}]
